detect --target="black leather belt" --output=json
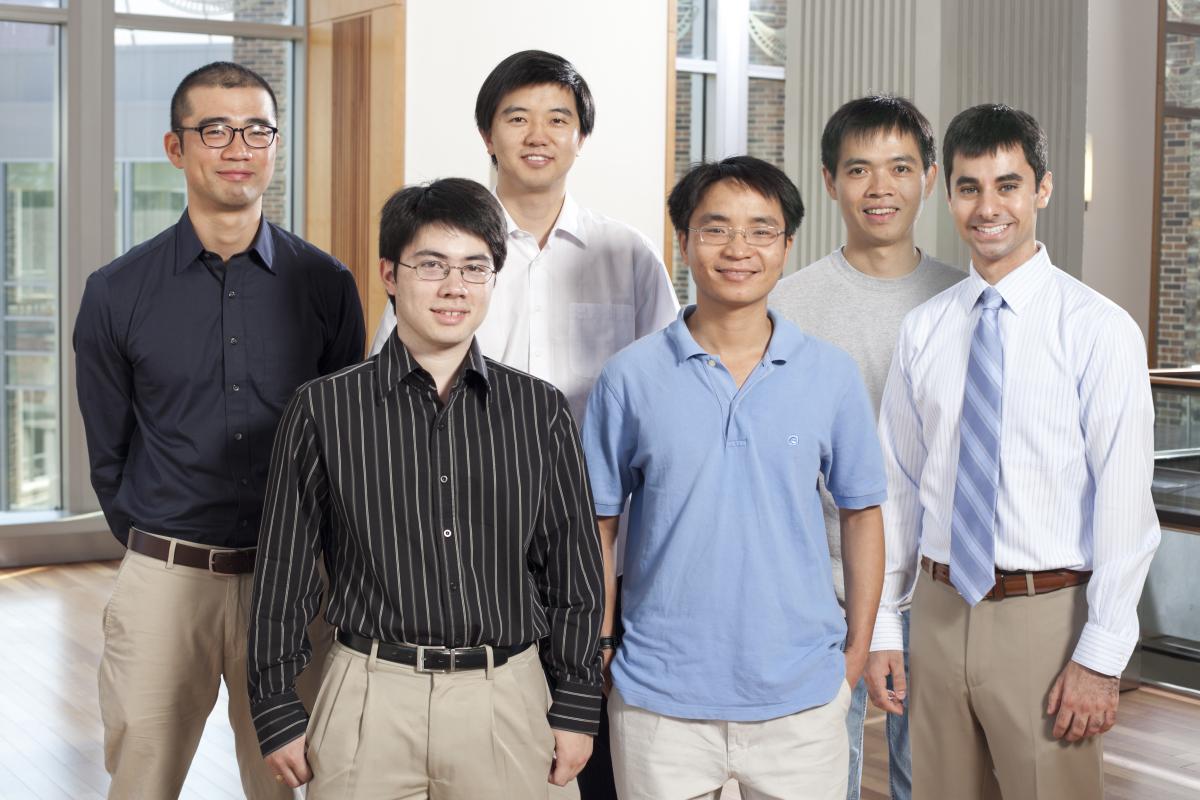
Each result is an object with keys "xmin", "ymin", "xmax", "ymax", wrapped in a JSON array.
[{"xmin": 336, "ymin": 630, "xmax": 533, "ymax": 673}]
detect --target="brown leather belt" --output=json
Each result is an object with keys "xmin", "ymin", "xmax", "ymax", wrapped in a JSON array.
[
  {"xmin": 127, "ymin": 528, "xmax": 256, "ymax": 575},
  {"xmin": 921, "ymin": 556, "xmax": 1090, "ymax": 601}
]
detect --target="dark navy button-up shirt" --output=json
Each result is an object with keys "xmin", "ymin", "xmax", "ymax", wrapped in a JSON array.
[{"xmin": 74, "ymin": 210, "xmax": 366, "ymax": 548}]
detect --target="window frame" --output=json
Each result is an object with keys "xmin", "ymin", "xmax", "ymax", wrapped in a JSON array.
[
  {"xmin": 0, "ymin": 1, "xmax": 305, "ymax": 562},
  {"xmin": 667, "ymin": 0, "xmax": 787, "ymax": 303}
]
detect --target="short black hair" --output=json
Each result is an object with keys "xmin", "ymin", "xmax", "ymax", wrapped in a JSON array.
[
  {"xmin": 942, "ymin": 104, "xmax": 1048, "ymax": 193},
  {"xmin": 170, "ymin": 61, "xmax": 277, "ymax": 132},
  {"xmin": 378, "ymin": 178, "xmax": 508, "ymax": 277},
  {"xmin": 821, "ymin": 94, "xmax": 936, "ymax": 176},
  {"xmin": 475, "ymin": 50, "xmax": 595, "ymax": 165},
  {"xmin": 667, "ymin": 156, "xmax": 805, "ymax": 237}
]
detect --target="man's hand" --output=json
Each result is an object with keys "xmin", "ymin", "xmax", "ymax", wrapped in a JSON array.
[
  {"xmin": 865, "ymin": 650, "xmax": 906, "ymax": 715},
  {"xmin": 843, "ymin": 645, "xmax": 869, "ymax": 690},
  {"xmin": 264, "ymin": 735, "xmax": 311, "ymax": 789},
  {"xmin": 1047, "ymin": 660, "xmax": 1119, "ymax": 742},
  {"xmin": 601, "ymin": 648, "xmax": 615, "ymax": 697},
  {"xmin": 549, "ymin": 729, "xmax": 593, "ymax": 786}
]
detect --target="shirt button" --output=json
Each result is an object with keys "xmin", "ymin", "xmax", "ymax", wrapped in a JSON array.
[
  {"xmin": 240, "ymin": 519, "xmax": 249, "ymax": 527},
  {"xmin": 439, "ymin": 475, "xmax": 448, "ymax": 484},
  {"xmin": 231, "ymin": 384, "xmax": 240, "ymax": 392},
  {"xmin": 234, "ymin": 432, "xmax": 243, "ymax": 441},
  {"xmin": 437, "ymin": 422, "xmax": 447, "ymax": 431},
  {"xmin": 442, "ymin": 529, "xmax": 452, "ymax": 538},
  {"xmin": 227, "ymin": 290, "xmax": 237, "ymax": 298},
  {"xmin": 229, "ymin": 336, "xmax": 238, "ymax": 345},
  {"xmin": 449, "ymin": 580, "xmax": 460, "ymax": 591},
  {"xmin": 706, "ymin": 359, "xmax": 716, "ymax": 367},
  {"xmin": 240, "ymin": 478, "xmax": 249, "ymax": 486}
]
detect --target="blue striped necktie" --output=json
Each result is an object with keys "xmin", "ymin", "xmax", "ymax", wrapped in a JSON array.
[{"xmin": 950, "ymin": 286, "xmax": 1005, "ymax": 605}]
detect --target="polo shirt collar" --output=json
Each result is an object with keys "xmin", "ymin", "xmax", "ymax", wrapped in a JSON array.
[
  {"xmin": 960, "ymin": 242, "xmax": 1051, "ymax": 316},
  {"xmin": 172, "ymin": 209, "xmax": 275, "ymax": 275},
  {"xmin": 375, "ymin": 331, "xmax": 491, "ymax": 403},
  {"xmin": 666, "ymin": 306, "xmax": 800, "ymax": 366}
]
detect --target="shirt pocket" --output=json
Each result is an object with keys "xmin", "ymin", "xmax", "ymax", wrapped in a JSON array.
[{"xmin": 568, "ymin": 303, "xmax": 635, "ymax": 380}]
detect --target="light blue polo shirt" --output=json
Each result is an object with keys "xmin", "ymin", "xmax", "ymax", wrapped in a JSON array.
[{"xmin": 581, "ymin": 307, "xmax": 887, "ymax": 721}]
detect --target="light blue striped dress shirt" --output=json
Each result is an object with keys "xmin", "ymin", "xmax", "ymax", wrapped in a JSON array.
[{"xmin": 872, "ymin": 245, "xmax": 1160, "ymax": 677}]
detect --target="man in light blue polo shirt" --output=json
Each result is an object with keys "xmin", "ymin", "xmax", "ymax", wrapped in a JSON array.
[{"xmin": 581, "ymin": 155, "xmax": 887, "ymax": 799}]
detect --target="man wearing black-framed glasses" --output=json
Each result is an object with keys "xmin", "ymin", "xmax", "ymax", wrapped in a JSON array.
[
  {"xmin": 248, "ymin": 178, "xmax": 604, "ymax": 798},
  {"xmin": 74, "ymin": 61, "xmax": 365, "ymax": 800}
]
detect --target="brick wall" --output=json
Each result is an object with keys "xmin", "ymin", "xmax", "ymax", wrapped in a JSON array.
[{"xmin": 233, "ymin": 0, "xmax": 291, "ymax": 227}]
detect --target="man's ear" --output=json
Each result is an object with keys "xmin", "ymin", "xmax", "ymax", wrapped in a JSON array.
[
  {"xmin": 164, "ymin": 130, "xmax": 185, "ymax": 167},
  {"xmin": 822, "ymin": 167, "xmax": 838, "ymax": 201},
  {"xmin": 922, "ymin": 163, "xmax": 938, "ymax": 200},
  {"xmin": 1036, "ymin": 170, "xmax": 1054, "ymax": 209}
]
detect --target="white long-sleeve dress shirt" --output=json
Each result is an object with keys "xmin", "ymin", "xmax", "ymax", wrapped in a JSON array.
[
  {"xmin": 872, "ymin": 245, "xmax": 1160, "ymax": 677},
  {"xmin": 369, "ymin": 193, "xmax": 680, "ymax": 421}
]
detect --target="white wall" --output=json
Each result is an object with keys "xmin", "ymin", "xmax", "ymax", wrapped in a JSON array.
[
  {"xmin": 1081, "ymin": 0, "xmax": 1157, "ymax": 337},
  {"xmin": 404, "ymin": 0, "xmax": 670, "ymax": 252}
]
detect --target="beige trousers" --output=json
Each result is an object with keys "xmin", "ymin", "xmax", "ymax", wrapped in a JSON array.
[
  {"xmin": 99, "ymin": 543, "xmax": 329, "ymax": 800},
  {"xmin": 909, "ymin": 570, "xmax": 1104, "ymax": 800},
  {"xmin": 305, "ymin": 641, "xmax": 578, "ymax": 800},
  {"xmin": 608, "ymin": 682, "xmax": 852, "ymax": 800}
]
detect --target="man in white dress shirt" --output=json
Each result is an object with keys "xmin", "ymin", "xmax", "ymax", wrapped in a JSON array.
[
  {"xmin": 369, "ymin": 50, "xmax": 679, "ymax": 421},
  {"xmin": 367, "ymin": 50, "xmax": 678, "ymax": 800},
  {"xmin": 866, "ymin": 104, "xmax": 1160, "ymax": 799}
]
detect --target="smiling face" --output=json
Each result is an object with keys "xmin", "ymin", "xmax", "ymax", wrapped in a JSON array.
[
  {"xmin": 948, "ymin": 144, "xmax": 1052, "ymax": 280},
  {"xmin": 481, "ymin": 83, "xmax": 584, "ymax": 196},
  {"xmin": 164, "ymin": 85, "xmax": 277, "ymax": 217},
  {"xmin": 381, "ymin": 223, "xmax": 495, "ymax": 356},
  {"xmin": 678, "ymin": 179, "xmax": 794, "ymax": 312},
  {"xmin": 824, "ymin": 127, "xmax": 936, "ymax": 250}
]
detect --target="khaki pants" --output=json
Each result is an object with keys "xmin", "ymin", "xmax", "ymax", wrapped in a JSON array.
[
  {"xmin": 99, "ymin": 543, "xmax": 329, "ymax": 800},
  {"xmin": 608, "ymin": 682, "xmax": 851, "ymax": 800},
  {"xmin": 305, "ymin": 641, "xmax": 578, "ymax": 800},
  {"xmin": 909, "ymin": 570, "xmax": 1103, "ymax": 800}
]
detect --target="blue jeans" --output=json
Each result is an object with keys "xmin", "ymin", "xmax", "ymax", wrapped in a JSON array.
[{"xmin": 846, "ymin": 608, "xmax": 911, "ymax": 800}]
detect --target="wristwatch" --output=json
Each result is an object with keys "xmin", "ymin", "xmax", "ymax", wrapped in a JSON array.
[{"xmin": 598, "ymin": 635, "xmax": 621, "ymax": 651}]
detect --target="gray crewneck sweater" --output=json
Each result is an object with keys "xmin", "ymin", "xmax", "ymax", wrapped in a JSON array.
[{"xmin": 770, "ymin": 247, "xmax": 964, "ymax": 603}]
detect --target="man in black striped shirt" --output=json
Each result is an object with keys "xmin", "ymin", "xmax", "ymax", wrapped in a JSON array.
[{"xmin": 248, "ymin": 178, "xmax": 604, "ymax": 799}]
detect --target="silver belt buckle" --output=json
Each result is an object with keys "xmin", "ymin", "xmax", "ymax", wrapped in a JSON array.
[{"xmin": 415, "ymin": 645, "xmax": 457, "ymax": 673}]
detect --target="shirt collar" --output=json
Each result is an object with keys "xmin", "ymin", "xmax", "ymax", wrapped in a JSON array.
[
  {"xmin": 497, "ymin": 191, "xmax": 587, "ymax": 248},
  {"xmin": 960, "ymin": 242, "xmax": 1052, "ymax": 315},
  {"xmin": 375, "ymin": 330, "xmax": 491, "ymax": 403},
  {"xmin": 172, "ymin": 209, "xmax": 276, "ymax": 275},
  {"xmin": 666, "ymin": 306, "xmax": 801, "ymax": 366}
]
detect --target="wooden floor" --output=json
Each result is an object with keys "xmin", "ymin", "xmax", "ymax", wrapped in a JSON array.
[{"xmin": 2, "ymin": 561, "xmax": 1199, "ymax": 800}]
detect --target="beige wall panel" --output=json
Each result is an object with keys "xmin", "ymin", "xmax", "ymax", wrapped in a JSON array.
[
  {"xmin": 306, "ymin": 20, "xmax": 333, "ymax": 255},
  {"xmin": 366, "ymin": 5, "xmax": 406, "ymax": 333},
  {"xmin": 310, "ymin": 0, "xmax": 402, "ymax": 25}
]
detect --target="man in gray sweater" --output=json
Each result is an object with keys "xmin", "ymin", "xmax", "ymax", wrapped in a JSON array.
[{"xmin": 770, "ymin": 95, "xmax": 963, "ymax": 800}]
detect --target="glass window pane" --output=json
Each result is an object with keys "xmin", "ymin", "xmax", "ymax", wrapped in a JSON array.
[
  {"xmin": 0, "ymin": 1, "xmax": 61, "ymax": 6},
  {"xmin": 0, "ymin": 21, "xmax": 59, "ymax": 511},
  {"xmin": 1166, "ymin": 32, "xmax": 1200, "ymax": 109},
  {"xmin": 1155, "ymin": 117, "xmax": 1200, "ymax": 368},
  {"xmin": 113, "ymin": 0, "xmax": 293, "ymax": 25},
  {"xmin": 1168, "ymin": 0, "xmax": 1200, "ymax": 23},
  {"xmin": 6, "ymin": 388, "xmax": 56, "ymax": 510},
  {"xmin": 671, "ymin": 71, "xmax": 714, "ymax": 306},
  {"xmin": 114, "ymin": 28, "xmax": 293, "ymax": 254},
  {"xmin": 747, "ymin": 77, "xmax": 785, "ymax": 169},
  {"xmin": 677, "ymin": 0, "xmax": 710, "ymax": 59},
  {"xmin": 749, "ymin": 0, "xmax": 786, "ymax": 67}
]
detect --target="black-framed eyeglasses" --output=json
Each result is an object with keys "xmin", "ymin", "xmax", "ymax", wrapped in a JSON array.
[
  {"xmin": 688, "ymin": 225, "xmax": 784, "ymax": 247},
  {"xmin": 395, "ymin": 259, "xmax": 496, "ymax": 285},
  {"xmin": 174, "ymin": 123, "xmax": 279, "ymax": 149}
]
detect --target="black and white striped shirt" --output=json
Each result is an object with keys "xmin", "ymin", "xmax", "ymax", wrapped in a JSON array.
[{"xmin": 248, "ymin": 333, "xmax": 605, "ymax": 754}]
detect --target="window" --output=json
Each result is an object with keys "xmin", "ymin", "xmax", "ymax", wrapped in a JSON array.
[
  {"xmin": 1154, "ymin": 0, "xmax": 1200, "ymax": 368},
  {"xmin": 670, "ymin": 0, "xmax": 787, "ymax": 304},
  {"xmin": 0, "ymin": 20, "xmax": 59, "ymax": 510},
  {"xmin": 0, "ymin": 2, "xmax": 302, "ymax": 523}
]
